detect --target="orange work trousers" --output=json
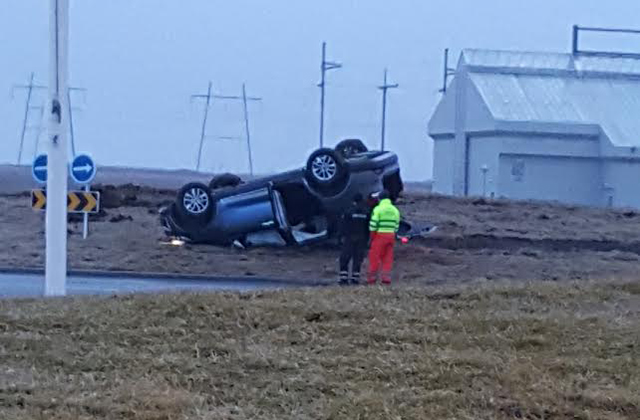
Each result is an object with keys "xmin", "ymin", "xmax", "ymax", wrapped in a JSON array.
[{"xmin": 367, "ymin": 232, "xmax": 395, "ymax": 284}]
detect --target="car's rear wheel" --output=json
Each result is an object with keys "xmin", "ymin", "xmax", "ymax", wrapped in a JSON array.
[
  {"xmin": 335, "ymin": 139, "xmax": 368, "ymax": 158},
  {"xmin": 209, "ymin": 173, "xmax": 242, "ymax": 190},
  {"xmin": 176, "ymin": 182, "xmax": 213, "ymax": 226}
]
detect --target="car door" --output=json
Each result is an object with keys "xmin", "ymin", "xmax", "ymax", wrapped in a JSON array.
[
  {"xmin": 214, "ymin": 187, "xmax": 277, "ymax": 236},
  {"xmin": 270, "ymin": 188, "xmax": 296, "ymax": 245}
]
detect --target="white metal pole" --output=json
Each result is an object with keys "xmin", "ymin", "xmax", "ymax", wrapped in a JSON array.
[
  {"xmin": 481, "ymin": 165, "xmax": 488, "ymax": 197},
  {"xmin": 83, "ymin": 184, "xmax": 89, "ymax": 239},
  {"xmin": 45, "ymin": 0, "xmax": 69, "ymax": 296}
]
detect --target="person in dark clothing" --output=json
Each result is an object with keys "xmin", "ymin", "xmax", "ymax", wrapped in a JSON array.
[{"xmin": 338, "ymin": 194, "xmax": 371, "ymax": 285}]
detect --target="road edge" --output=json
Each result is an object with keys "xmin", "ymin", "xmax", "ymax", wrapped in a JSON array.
[{"xmin": 0, "ymin": 267, "xmax": 331, "ymax": 288}]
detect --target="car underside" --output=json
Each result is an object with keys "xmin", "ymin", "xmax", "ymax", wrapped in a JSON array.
[{"xmin": 160, "ymin": 140, "xmax": 411, "ymax": 247}]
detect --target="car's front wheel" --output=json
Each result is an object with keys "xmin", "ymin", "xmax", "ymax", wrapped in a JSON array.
[
  {"xmin": 176, "ymin": 182, "xmax": 213, "ymax": 226},
  {"xmin": 306, "ymin": 148, "xmax": 347, "ymax": 187}
]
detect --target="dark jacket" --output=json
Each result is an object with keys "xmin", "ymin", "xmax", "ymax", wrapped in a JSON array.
[{"xmin": 339, "ymin": 202, "xmax": 370, "ymax": 241}]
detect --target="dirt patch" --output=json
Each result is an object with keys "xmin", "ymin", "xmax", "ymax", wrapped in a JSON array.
[
  {"xmin": 0, "ymin": 280, "xmax": 637, "ymax": 419},
  {"xmin": 4, "ymin": 189, "xmax": 640, "ymax": 283},
  {"xmin": 399, "ymin": 193, "xmax": 640, "ymax": 244},
  {"xmin": 93, "ymin": 183, "xmax": 175, "ymax": 209}
]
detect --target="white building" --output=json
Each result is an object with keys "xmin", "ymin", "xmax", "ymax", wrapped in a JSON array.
[{"xmin": 428, "ymin": 49, "xmax": 640, "ymax": 208}]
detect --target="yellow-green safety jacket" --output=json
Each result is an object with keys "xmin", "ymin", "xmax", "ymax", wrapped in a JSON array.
[{"xmin": 369, "ymin": 198, "xmax": 400, "ymax": 233}]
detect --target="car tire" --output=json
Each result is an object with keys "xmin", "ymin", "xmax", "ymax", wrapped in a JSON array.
[
  {"xmin": 335, "ymin": 139, "xmax": 368, "ymax": 158},
  {"xmin": 209, "ymin": 173, "xmax": 242, "ymax": 190},
  {"xmin": 176, "ymin": 182, "xmax": 213, "ymax": 226},
  {"xmin": 306, "ymin": 148, "xmax": 347, "ymax": 188},
  {"xmin": 383, "ymin": 171, "xmax": 404, "ymax": 201}
]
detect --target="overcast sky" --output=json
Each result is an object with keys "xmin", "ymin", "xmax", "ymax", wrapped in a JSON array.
[{"xmin": 2, "ymin": 0, "xmax": 640, "ymax": 180}]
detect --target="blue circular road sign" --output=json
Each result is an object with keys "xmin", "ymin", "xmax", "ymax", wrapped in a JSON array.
[
  {"xmin": 32, "ymin": 154, "xmax": 48, "ymax": 184},
  {"xmin": 70, "ymin": 154, "xmax": 97, "ymax": 184}
]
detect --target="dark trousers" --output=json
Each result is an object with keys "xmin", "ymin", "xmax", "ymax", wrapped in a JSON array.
[{"xmin": 339, "ymin": 237, "xmax": 367, "ymax": 283}]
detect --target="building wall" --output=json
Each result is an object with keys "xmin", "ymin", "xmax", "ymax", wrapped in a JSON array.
[
  {"xmin": 432, "ymin": 138, "xmax": 454, "ymax": 195},
  {"xmin": 602, "ymin": 160, "xmax": 640, "ymax": 208},
  {"xmin": 498, "ymin": 154, "xmax": 602, "ymax": 205},
  {"xmin": 430, "ymin": 118, "xmax": 640, "ymax": 208},
  {"xmin": 501, "ymin": 135, "xmax": 600, "ymax": 157},
  {"xmin": 464, "ymin": 134, "xmax": 600, "ymax": 199}
]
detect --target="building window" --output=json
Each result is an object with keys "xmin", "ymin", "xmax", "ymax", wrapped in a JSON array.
[{"xmin": 511, "ymin": 159, "xmax": 524, "ymax": 182}]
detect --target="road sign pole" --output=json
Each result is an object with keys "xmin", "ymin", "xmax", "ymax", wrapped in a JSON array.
[
  {"xmin": 83, "ymin": 184, "xmax": 89, "ymax": 239},
  {"xmin": 45, "ymin": 0, "xmax": 69, "ymax": 296}
]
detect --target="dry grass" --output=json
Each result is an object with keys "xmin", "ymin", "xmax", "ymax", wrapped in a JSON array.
[{"xmin": 0, "ymin": 280, "xmax": 638, "ymax": 419}]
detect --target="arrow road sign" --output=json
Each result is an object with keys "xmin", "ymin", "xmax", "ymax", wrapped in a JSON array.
[
  {"xmin": 32, "ymin": 154, "xmax": 48, "ymax": 183},
  {"xmin": 70, "ymin": 154, "xmax": 96, "ymax": 184},
  {"xmin": 31, "ymin": 190, "xmax": 100, "ymax": 213}
]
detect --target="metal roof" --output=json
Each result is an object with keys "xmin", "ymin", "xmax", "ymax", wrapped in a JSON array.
[
  {"xmin": 462, "ymin": 49, "xmax": 573, "ymax": 71},
  {"xmin": 461, "ymin": 49, "xmax": 640, "ymax": 147},
  {"xmin": 462, "ymin": 48, "xmax": 640, "ymax": 75}
]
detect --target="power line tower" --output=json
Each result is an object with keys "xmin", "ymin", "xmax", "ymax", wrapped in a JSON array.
[
  {"xmin": 13, "ymin": 72, "xmax": 46, "ymax": 165},
  {"xmin": 67, "ymin": 87, "xmax": 88, "ymax": 158},
  {"xmin": 318, "ymin": 41, "xmax": 342, "ymax": 148},
  {"xmin": 13, "ymin": 74, "xmax": 87, "ymax": 163},
  {"xmin": 213, "ymin": 83, "xmax": 262, "ymax": 176},
  {"xmin": 33, "ymin": 104, "xmax": 47, "ymax": 156},
  {"xmin": 35, "ymin": 88, "xmax": 85, "ymax": 158},
  {"xmin": 191, "ymin": 81, "xmax": 213, "ymax": 172},
  {"xmin": 378, "ymin": 68, "xmax": 398, "ymax": 151}
]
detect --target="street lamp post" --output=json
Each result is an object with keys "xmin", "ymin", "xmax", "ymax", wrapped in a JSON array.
[{"xmin": 46, "ymin": 0, "xmax": 70, "ymax": 296}]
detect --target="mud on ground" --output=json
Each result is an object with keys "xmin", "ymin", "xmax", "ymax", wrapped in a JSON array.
[{"xmin": 2, "ymin": 183, "xmax": 640, "ymax": 284}]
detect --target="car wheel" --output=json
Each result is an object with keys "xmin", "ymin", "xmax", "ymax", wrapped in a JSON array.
[
  {"xmin": 176, "ymin": 182, "xmax": 213, "ymax": 225},
  {"xmin": 383, "ymin": 171, "xmax": 404, "ymax": 201},
  {"xmin": 306, "ymin": 148, "xmax": 347, "ymax": 187},
  {"xmin": 335, "ymin": 139, "xmax": 368, "ymax": 158},
  {"xmin": 209, "ymin": 173, "xmax": 242, "ymax": 190}
]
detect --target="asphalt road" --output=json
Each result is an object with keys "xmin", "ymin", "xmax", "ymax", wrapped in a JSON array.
[{"xmin": 0, "ymin": 273, "xmax": 303, "ymax": 298}]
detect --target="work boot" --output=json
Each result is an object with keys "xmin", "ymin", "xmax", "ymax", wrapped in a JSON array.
[
  {"xmin": 367, "ymin": 272, "xmax": 377, "ymax": 285},
  {"xmin": 350, "ymin": 273, "xmax": 361, "ymax": 285},
  {"xmin": 339, "ymin": 271, "xmax": 349, "ymax": 285}
]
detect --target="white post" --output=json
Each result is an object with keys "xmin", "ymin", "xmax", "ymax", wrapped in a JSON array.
[
  {"xmin": 481, "ymin": 165, "xmax": 488, "ymax": 197},
  {"xmin": 45, "ymin": 0, "xmax": 69, "ymax": 296},
  {"xmin": 83, "ymin": 184, "xmax": 89, "ymax": 239}
]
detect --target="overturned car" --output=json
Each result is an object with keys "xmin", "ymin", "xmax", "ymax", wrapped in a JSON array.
[{"xmin": 160, "ymin": 140, "xmax": 407, "ymax": 247}]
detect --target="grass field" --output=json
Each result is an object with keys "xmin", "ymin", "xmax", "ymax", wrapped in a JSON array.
[{"xmin": 0, "ymin": 280, "xmax": 638, "ymax": 419}]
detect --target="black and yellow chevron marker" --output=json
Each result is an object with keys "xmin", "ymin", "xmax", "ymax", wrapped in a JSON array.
[
  {"xmin": 31, "ymin": 189, "xmax": 47, "ymax": 210},
  {"xmin": 31, "ymin": 190, "xmax": 100, "ymax": 213},
  {"xmin": 81, "ymin": 192, "xmax": 98, "ymax": 213},
  {"xmin": 67, "ymin": 191, "xmax": 100, "ymax": 213}
]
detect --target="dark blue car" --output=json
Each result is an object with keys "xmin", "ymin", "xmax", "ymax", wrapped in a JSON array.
[{"xmin": 160, "ymin": 140, "xmax": 404, "ymax": 247}]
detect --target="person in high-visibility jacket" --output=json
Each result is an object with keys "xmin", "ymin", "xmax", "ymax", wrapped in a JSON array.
[{"xmin": 367, "ymin": 190, "xmax": 401, "ymax": 285}]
